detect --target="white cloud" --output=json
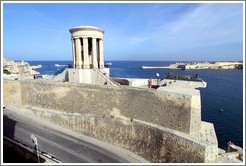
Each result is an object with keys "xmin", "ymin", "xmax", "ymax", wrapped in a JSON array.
[
  {"xmin": 124, "ymin": 3, "xmax": 243, "ymax": 49},
  {"xmin": 163, "ymin": 3, "xmax": 243, "ymax": 46},
  {"xmin": 106, "ymin": 3, "xmax": 243, "ymax": 60}
]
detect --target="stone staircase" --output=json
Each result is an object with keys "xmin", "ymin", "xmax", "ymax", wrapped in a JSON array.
[
  {"xmin": 53, "ymin": 68, "xmax": 69, "ymax": 82},
  {"xmin": 93, "ymin": 68, "xmax": 118, "ymax": 86}
]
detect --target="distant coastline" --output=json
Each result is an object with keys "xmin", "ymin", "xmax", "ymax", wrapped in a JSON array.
[{"xmin": 141, "ymin": 61, "xmax": 243, "ymax": 70}]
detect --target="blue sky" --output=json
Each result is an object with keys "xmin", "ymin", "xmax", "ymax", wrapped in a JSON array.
[{"xmin": 3, "ymin": 2, "xmax": 244, "ymax": 61}]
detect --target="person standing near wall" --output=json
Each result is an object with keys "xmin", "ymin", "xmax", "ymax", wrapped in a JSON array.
[{"xmin": 148, "ymin": 79, "xmax": 152, "ymax": 88}]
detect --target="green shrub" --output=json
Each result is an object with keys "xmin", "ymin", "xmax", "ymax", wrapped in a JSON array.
[{"xmin": 3, "ymin": 68, "xmax": 11, "ymax": 74}]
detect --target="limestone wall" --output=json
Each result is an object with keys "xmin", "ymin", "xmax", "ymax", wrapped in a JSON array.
[
  {"xmin": 157, "ymin": 86, "xmax": 202, "ymax": 134},
  {"xmin": 3, "ymin": 81, "xmax": 23, "ymax": 107},
  {"xmin": 17, "ymin": 107, "xmax": 218, "ymax": 163},
  {"xmin": 4, "ymin": 80, "xmax": 202, "ymax": 134},
  {"xmin": 3, "ymin": 80, "xmax": 218, "ymax": 162},
  {"xmin": 68, "ymin": 68, "xmax": 112, "ymax": 85},
  {"xmin": 160, "ymin": 79, "xmax": 207, "ymax": 89}
]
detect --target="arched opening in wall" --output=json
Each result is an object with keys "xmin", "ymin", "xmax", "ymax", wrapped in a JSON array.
[
  {"xmin": 88, "ymin": 37, "xmax": 93, "ymax": 68},
  {"xmin": 97, "ymin": 38, "xmax": 100, "ymax": 68}
]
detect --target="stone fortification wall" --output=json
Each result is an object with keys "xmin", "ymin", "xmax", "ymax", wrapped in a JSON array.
[
  {"xmin": 16, "ymin": 107, "xmax": 218, "ymax": 163},
  {"xmin": 3, "ymin": 80, "xmax": 218, "ymax": 162},
  {"xmin": 168, "ymin": 62, "xmax": 243, "ymax": 70},
  {"xmin": 4, "ymin": 80, "xmax": 201, "ymax": 134},
  {"xmin": 3, "ymin": 81, "xmax": 23, "ymax": 107}
]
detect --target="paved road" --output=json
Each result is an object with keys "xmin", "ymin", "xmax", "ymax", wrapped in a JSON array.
[{"xmin": 3, "ymin": 108, "xmax": 148, "ymax": 163}]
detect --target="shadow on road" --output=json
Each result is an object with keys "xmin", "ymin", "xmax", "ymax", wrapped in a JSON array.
[
  {"xmin": 3, "ymin": 115, "xmax": 16, "ymax": 139},
  {"xmin": 3, "ymin": 114, "xmax": 46, "ymax": 163}
]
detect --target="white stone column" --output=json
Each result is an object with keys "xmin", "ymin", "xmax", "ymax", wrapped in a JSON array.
[
  {"xmin": 75, "ymin": 38, "xmax": 82, "ymax": 69},
  {"xmin": 92, "ymin": 38, "xmax": 98, "ymax": 68},
  {"xmin": 99, "ymin": 39, "xmax": 104, "ymax": 68},
  {"xmin": 71, "ymin": 38, "xmax": 76, "ymax": 68},
  {"xmin": 83, "ymin": 38, "xmax": 90, "ymax": 69}
]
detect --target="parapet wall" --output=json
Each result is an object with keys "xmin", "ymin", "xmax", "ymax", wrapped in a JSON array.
[
  {"xmin": 4, "ymin": 80, "xmax": 201, "ymax": 134},
  {"xmin": 3, "ymin": 80, "xmax": 218, "ymax": 162}
]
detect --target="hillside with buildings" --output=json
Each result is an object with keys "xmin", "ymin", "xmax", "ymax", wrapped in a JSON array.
[
  {"xmin": 169, "ymin": 61, "xmax": 243, "ymax": 70},
  {"xmin": 3, "ymin": 58, "xmax": 41, "ymax": 75}
]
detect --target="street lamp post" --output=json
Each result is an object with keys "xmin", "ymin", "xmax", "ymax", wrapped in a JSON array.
[
  {"xmin": 156, "ymin": 73, "xmax": 160, "ymax": 86},
  {"xmin": 31, "ymin": 134, "xmax": 40, "ymax": 163}
]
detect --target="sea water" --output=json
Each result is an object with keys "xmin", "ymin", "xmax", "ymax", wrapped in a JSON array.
[{"xmin": 29, "ymin": 60, "xmax": 243, "ymax": 149}]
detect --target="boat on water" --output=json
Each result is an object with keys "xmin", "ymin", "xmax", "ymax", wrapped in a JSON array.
[
  {"xmin": 105, "ymin": 62, "xmax": 112, "ymax": 67},
  {"xmin": 54, "ymin": 64, "xmax": 67, "ymax": 67},
  {"xmin": 141, "ymin": 66, "xmax": 170, "ymax": 69},
  {"xmin": 31, "ymin": 64, "xmax": 42, "ymax": 70}
]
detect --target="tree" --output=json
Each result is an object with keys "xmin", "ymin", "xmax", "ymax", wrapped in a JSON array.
[{"xmin": 3, "ymin": 68, "xmax": 11, "ymax": 74}]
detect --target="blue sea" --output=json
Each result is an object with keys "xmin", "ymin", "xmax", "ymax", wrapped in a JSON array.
[{"xmin": 29, "ymin": 60, "xmax": 243, "ymax": 149}]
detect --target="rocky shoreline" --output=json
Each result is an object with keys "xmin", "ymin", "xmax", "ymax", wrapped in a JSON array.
[
  {"xmin": 3, "ymin": 58, "xmax": 43, "ymax": 80},
  {"xmin": 3, "ymin": 58, "xmax": 41, "ymax": 75}
]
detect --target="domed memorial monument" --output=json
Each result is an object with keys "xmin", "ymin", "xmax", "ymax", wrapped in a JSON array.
[{"xmin": 67, "ymin": 26, "xmax": 115, "ymax": 85}]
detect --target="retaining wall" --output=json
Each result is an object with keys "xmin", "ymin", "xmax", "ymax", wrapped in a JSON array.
[{"xmin": 3, "ymin": 80, "xmax": 218, "ymax": 162}]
